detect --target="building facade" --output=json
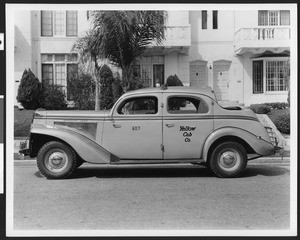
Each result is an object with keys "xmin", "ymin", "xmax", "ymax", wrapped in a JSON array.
[{"xmin": 14, "ymin": 9, "xmax": 290, "ymax": 106}]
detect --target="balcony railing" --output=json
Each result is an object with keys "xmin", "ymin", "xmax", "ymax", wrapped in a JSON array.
[{"xmin": 234, "ymin": 27, "xmax": 290, "ymax": 54}]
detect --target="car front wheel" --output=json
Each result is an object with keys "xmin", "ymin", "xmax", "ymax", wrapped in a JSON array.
[
  {"xmin": 209, "ymin": 142, "xmax": 247, "ymax": 178},
  {"xmin": 37, "ymin": 141, "xmax": 77, "ymax": 179}
]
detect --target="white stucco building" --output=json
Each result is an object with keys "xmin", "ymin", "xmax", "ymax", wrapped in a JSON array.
[{"xmin": 14, "ymin": 8, "xmax": 291, "ymax": 106}]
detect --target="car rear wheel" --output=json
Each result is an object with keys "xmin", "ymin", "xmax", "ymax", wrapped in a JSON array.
[
  {"xmin": 37, "ymin": 141, "xmax": 77, "ymax": 179},
  {"xmin": 209, "ymin": 142, "xmax": 247, "ymax": 178}
]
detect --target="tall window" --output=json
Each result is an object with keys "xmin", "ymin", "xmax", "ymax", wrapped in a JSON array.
[
  {"xmin": 252, "ymin": 58, "xmax": 289, "ymax": 94},
  {"xmin": 141, "ymin": 66, "xmax": 152, "ymax": 87},
  {"xmin": 41, "ymin": 64, "xmax": 54, "ymax": 85},
  {"xmin": 42, "ymin": 54, "xmax": 78, "ymax": 101},
  {"xmin": 280, "ymin": 10, "xmax": 290, "ymax": 25},
  {"xmin": 253, "ymin": 61, "xmax": 263, "ymax": 94},
  {"xmin": 41, "ymin": 11, "xmax": 53, "ymax": 36},
  {"xmin": 202, "ymin": 10, "xmax": 207, "ymax": 29},
  {"xmin": 266, "ymin": 60, "xmax": 287, "ymax": 92},
  {"xmin": 54, "ymin": 11, "xmax": 65, "ymax": 36},
  {"xmin": 66, "ymin": 11, "xmax": 78, "ymax": 36},
  {"xmin": 258, "ymin": 10, "xmax": 290, "ymax": 26},
  {"xmin": 212, "ymin": 10, "xmax": 218, "ymax": 29},
  {"xmin": 41, "ymin": 10, "xmax": 78, "ymax": 37}
]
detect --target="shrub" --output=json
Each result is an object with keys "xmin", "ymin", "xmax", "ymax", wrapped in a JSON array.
[
  {"xmin": 41, "ymin": 84, "xmax": 67, "ymax": 110},
  {"xmin": 67, "ymin": 71, "xmax": 95, "ymax": 110},
  {"xmin": 16, "ymin": 69, "xmax": 42, "ymax": 110},
  {"xmin": 165, "ymin": 74, "xmax": 183, "ymax": 86},
  {"xmin": 249, "ymin": 104, "xmax": 271, "ymax": 114},
  {"xmin": 263, "ymin": 102, "xmax": 289, "ymax": 110},
  {"xmin": 274, "ymin": 113, "xmax": 290, "ymax": 134},
  {"xmin": 128, "ymin": 76, "xmax": 145, "ymax": 90},
  {"xmin": 99, "ymin": 65, "xmax": 114, "ymax": 110}
]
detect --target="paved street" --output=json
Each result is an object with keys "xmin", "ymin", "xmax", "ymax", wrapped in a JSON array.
[{"xmin": 13, "ymin": 161, "xmax": 290, "ymax": 231}]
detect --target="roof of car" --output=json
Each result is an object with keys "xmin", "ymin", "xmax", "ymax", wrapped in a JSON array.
[{"xmin": 122, "ymin": 86, "xmax": 216, "ymax": 99}]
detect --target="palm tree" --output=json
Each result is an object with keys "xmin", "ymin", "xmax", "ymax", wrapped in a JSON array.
[
  {"xmin": 72, "ymin": 29, "xmax": 104, "ymax": 110},
  {"xmin": 90, "ymin": 10, "xmax": 166, "ymax": 91}
]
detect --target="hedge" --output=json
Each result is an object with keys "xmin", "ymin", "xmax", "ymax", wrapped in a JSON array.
[
  {"xmin": 274, "ymin": 113, "xmax": 290, "ymax": 134},
  {"xmin": 249, "ymin": 104, "xmax": 271, "ymax": 114}
]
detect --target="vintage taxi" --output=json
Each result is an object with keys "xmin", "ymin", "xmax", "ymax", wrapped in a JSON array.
[{"xmin": 20, "ymin": 86, "xmax": 277, "ymax": 179}]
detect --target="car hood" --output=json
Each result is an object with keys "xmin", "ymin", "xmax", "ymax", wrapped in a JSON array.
[{"xmin": 34, "ymin": 110, "xmax": 110, "ymax": 120}]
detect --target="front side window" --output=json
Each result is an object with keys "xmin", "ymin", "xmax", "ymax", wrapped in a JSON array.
[
  {"xmin": 118, "ymin": 97, "xmax": 158, "ymax": 115},
  {"xmin": 167, "ymin": 96, "xmax": 209, "ymax": 114}
]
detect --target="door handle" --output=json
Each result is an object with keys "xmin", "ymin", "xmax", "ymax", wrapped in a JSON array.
[
  {"xmin": 113, "ymin": 123, "xmax": 121, "ymax": 128},
  {"xmin": 165, "ymin": 123, "xmax": 175, "ymax": 128}
]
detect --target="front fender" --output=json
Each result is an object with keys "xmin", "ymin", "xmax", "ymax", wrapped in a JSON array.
[
  {"xmin": 31, "ymin": 124, "xmax": 119, "ymax": 164},
  {"xmin": 202, "ymin": 127, "xmax": 275, "ymax": 162}
]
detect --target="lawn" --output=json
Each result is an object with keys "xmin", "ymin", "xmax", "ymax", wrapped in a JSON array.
[{"xmin": 14, "ymin": 107, "xmax": 35, "ymax": 138}]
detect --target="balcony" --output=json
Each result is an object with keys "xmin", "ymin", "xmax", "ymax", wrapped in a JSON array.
[
  {"xmin": 148, "ymin": 26, "xmax": 191, "ymax": 55},
  {"xmin": 234, "ymin": 27, "xmax": 290, "ymax": 55}
]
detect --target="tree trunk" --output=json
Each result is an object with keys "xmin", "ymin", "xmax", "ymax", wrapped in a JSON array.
[
  {"xmin": 123, "ymin": 66, "xmax": 131, "ymax": 92},
  {"xmin": 94, "ymin": 60, "xmax": 101, "ymax": 110}
]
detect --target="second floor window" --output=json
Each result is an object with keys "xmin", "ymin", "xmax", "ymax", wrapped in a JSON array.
[
  {"xmin": 213, "ymin": 10, "xmax": 218, "ymax": 29},
  {"xmin": 201, "ymin": 10, "xmax": 207, "ymax": 29},
  {"xmin": 258, "ymin": 10, "xmax": 290, "ymax": 26},
  {"xmin": 41, "ymin": 10, "xmax": 78, "ymax": 37}
]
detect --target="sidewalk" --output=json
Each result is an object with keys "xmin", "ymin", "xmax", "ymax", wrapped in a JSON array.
[{"xmin": 13, "ymin": 139, "xmax": 290, "ymax": 163}]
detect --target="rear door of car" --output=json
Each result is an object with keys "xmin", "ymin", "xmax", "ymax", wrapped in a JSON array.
[
  {"xmin": 162, "ymin": 92, "xmax": 214, "ymax": 159},
  {"xmin": 102, "ymin": 93, "xmax": 163, "ymax": 159}
]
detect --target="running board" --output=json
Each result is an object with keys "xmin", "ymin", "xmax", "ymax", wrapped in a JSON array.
[{"xmin": 110, "ymin": 159, "xmax": 205, "ymax": 165}]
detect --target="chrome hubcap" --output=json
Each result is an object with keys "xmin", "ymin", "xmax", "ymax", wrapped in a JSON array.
[
  {"xmin": 219, "ymin": 150, "xmax": 240, "ymax": 171},
  {"xmin": 45, "ymin": 150, "xmax": 69, "ymax": 173},
  {"xmin": 50, "ymin": 153, "xmax": 64, "ymax": 165}
]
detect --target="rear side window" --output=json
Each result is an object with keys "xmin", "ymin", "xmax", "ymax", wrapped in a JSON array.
[
  {"xmin": 118, "ymin": 96, "xmax": 158, "ymax": 115},
  {"xmin": 167, "ymin": 96, "xmax": 209, "ymax": 114}
]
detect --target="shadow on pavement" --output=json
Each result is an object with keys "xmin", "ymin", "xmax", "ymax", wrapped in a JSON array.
[
  {"xmin": 71, "ymin": 165, "xmax": 215, "ymax": 179},
  {"xmin": 61, "ymin": 164, "xmax": 289, "ymax": 179},
  {"xmin": 243, "ymin": 165, "xmax": 289, "ymax": 178}
]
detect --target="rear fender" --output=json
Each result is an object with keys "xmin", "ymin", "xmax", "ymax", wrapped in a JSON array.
[
  {"xmin": 202, "ymin": 127, "xmax": 275, "ymax": 162},
  {"xmin": 30, "ymin": 124, "xmax": 119, "ymax": 164}
]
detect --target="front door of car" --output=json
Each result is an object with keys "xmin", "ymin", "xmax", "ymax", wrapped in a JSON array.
[
  {"xmin": 162, "ymin": 93, "xmax": 214, "ymax": 159},
  {"xmin": 102, "ymin": 94, "xmax": 163, "ymax": 159}
]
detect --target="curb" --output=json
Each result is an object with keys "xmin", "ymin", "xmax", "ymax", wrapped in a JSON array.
[{"xmin": 249, "ymin": 157, "xmax": 290, "ymax": 164}]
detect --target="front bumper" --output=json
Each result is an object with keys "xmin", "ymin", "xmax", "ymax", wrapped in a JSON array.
[{"xmin": 19, "ymin": 139, "xmax": 30, "ymax": 156}]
